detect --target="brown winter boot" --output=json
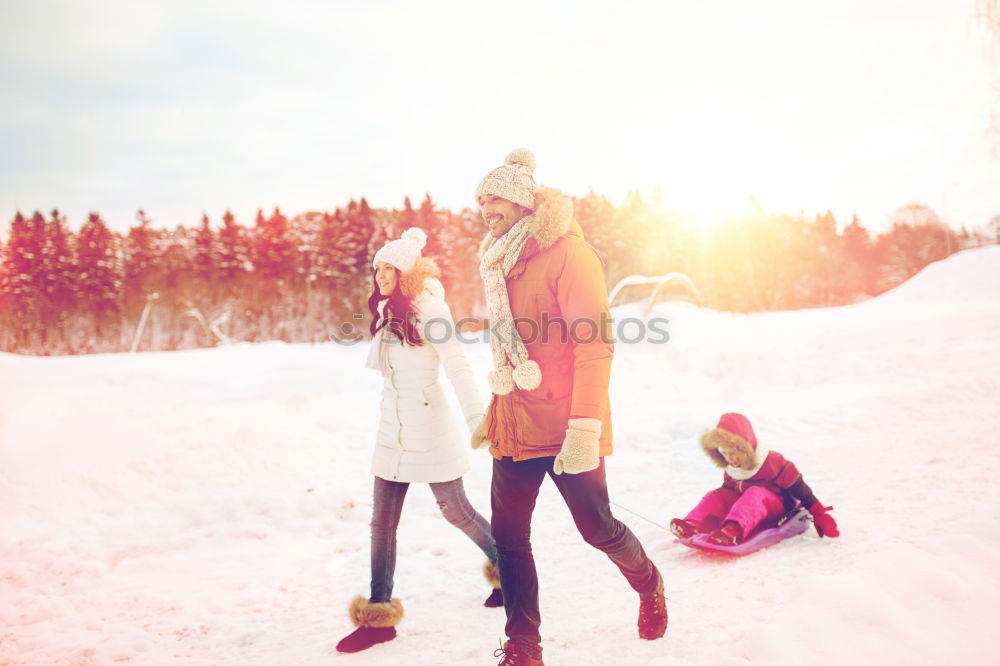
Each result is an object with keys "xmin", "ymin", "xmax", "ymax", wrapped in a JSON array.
[
  {"xmin": 483, "ymin": 559, "xmax": 504, "ymax": 608},
  {"xmin": 493, "ymin": 639, "xmax": 544, "ymax": 665},
  {"xmin": 335, "ymin": 597, "xmax": 403, "ymax": 653},
  {"xmin": 638, "ymin": 569, "xmax": 667, "ymax": 640},
  {"xmin": 707, "ymin": 521, "xmax": 743, "ymax": 546},
  {"xmin": 669, "ymin": 518, "xmax": 699, "ymax": 539}
]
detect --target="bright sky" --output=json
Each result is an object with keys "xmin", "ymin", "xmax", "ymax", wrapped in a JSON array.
[{"xmin": 1, "ymin": 0, "xmax": 997, "ymax": 233}]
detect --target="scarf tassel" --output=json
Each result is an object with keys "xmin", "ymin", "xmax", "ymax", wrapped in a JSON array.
[{"xmin": 489, "ymin": 360, "xmax": 542, "ymax": 395}]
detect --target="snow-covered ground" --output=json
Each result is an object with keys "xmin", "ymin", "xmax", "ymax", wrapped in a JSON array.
[{"xmin": 2, "ymin": 246, "xmax": 999, "ymax": 666}]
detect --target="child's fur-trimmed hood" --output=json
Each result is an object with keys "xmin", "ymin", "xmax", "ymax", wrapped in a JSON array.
[
  {"xmin": 700, "ymin": 427, "xmax": 758, "ymax": 470},
  {"xmin": 700, "ymin": 412, "xmax": 761, "ymax": 471}
]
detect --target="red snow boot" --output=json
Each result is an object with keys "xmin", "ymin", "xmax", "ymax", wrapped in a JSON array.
[
  {"xmin": 335, "ymin": 597, "xmax": 402, "ymax": 653},
  {"xmin": 484, "ymin": 587, "xmax": 504, "ymax": 607},
  {"xmin": 335, "ymin": 626, "xmax": 396, "ymax": 653}
]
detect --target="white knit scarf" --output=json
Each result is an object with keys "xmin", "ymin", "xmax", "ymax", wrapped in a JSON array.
[{"xmin": 478, "ymin": 216, "xmax": 542, "ymax": 395}]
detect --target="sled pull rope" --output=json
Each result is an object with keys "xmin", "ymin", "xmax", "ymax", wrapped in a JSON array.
[
  {"xmin": 609, "ymin": 500, "xmax": 673, "ymax": 534},
  {"xmin": 610, "ymin": 500, "xmax": 814, "ymax": 535}
]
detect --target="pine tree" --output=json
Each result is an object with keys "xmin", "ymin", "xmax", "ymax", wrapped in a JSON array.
[
  {"xmin": 77, "ymin": 212, "xmax": 122, "ymax": 340},
  {"xmin": 340, "ymin": 199, "xmax": 374, "ymax": 281},
  {"xmin": 160, "ymin": 224, "xmax": 193, "ymax": 294},
  {"xmin": 358, "ymin": 197, "xmax": 379, "ymax": 272},
  {"xmin": 195, "ymin": 213, "xmax": 215, "ymax": 284},
  {"xmin": 809, "ymin": 210, "xmax": 841, "ymax": 307},
  {"xmin": 434, "ymin": 207, "xmax": 483, "ymax": 319},
  {"xmin": 400, "ymin": 196, "xmax": 418, "ymax": 229},
  {"xmin": 316, "ymin": 209, "xmax": 346, "ymax": 284},
  {"xmin": 574, "ymin": 189, "xmax": 617, "ymax": 266},
  {"xmin": 419, "ymin": 193, "xmax": 444, "ymax": 258},
  {"xmin": 0, "ymin": 212, "xmax": 42, "ymax": 349},
  {"xmin": 876, "ymin": 205, "xmax": 957, "ymax": 292},
  {"xmin": 988, "ymin": 214, "xmax": 1000, "ymax": 244},
  {"xmin": 124, "ymin": 209, "xmax": 157, "ymax": 316},
  {"xmin": 217, "ymin": 210, "xmax": 246, "ymax": 284},
  {"xmin": 253, "ymin": 207, "xmax": 294, "ymax": 282},
  {"xmin": 0, "ymin": 232, "xmax": 9, "ymax": 350},
  {"xmin": 39, "ymin": 209, "xmax": 76, "ymax": 344},
  {"xmin": 842, "ymin": 215, "xmax": 874, "ymax": 297}
]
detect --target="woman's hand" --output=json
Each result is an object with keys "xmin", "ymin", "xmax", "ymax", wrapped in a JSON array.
[{"xmin": 468, "ymin": 415, "xmax": 490, "ymax": 450}]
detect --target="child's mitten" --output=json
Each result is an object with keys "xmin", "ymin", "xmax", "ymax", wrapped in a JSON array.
[{"xmin": 809, "ymin": 504, "xmax": 839, "ymax": 538}]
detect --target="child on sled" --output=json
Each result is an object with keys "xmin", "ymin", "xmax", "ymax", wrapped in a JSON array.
[{"xmin": 671, "ymin": 412, "xmax": 839, "ymax": 546}]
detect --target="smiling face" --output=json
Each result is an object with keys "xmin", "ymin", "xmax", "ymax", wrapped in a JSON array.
[
  {"xmin": 478, "ymin": 193, "xmax": 530, "ymax": 238},
  {"xmin": 374, "ymin": 261, "xmax": 399, "ymax": 296},
  {"xmin": 720, "ymin": 448, "xmax": 742, "ymax": 467}
]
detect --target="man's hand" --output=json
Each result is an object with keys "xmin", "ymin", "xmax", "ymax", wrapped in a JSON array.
[{"xmin": 553, "ymin": 417, "xmax": 601, "ymax": 475}]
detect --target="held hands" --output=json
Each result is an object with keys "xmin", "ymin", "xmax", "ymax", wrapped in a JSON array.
[
  {"xmin": 553, "ymin": 417, "xmax": 602, "ymax": 475},
  {"xmin": 809, "ymin": 504, "xmax": 840, "ymax": 538},
  {"xmin": 468, "ymin": 415, "xmax": 489, "ymax": 450}
]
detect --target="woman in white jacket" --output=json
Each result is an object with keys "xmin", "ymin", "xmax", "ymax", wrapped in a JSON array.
[{"xmin": 336, "ymin": 228, "xmax": 501, "ymax": 654}]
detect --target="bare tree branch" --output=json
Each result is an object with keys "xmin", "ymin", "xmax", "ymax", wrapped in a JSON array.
[{"xmin": 977, "ymin": 0, "xmax": 1000, "ymax": 157}]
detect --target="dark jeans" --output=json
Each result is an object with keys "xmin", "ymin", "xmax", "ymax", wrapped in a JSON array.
[
  {"xmin": 491, "ymin": 455, "xmax": 659, "ymax": 648},
  {"xmin": 370, "ymin": 475, "xmax": 497, "ymax": 602}
]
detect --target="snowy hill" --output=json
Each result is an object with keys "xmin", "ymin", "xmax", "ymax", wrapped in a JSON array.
[
  {"xmin": 1, "ymin": 247, "xmax": 999, "ymax": 666},
  {"xmin": 869, "ymin": 244, "xmax": 1000, "ymax": 305}
]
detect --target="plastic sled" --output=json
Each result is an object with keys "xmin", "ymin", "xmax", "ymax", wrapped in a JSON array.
[{"xmin": 675, "ymin": 505, "xmax": 811, "ymax": 555}]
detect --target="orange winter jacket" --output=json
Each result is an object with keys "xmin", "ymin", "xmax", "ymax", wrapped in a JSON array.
[{"xmin": 484, "ymin": 190, "xmax": 614, "ymax": 461}]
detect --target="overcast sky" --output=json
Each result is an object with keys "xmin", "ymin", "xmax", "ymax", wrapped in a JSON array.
[{"xmin": 1, "ymin": 0, "xmax": 997, "ymax": 233}]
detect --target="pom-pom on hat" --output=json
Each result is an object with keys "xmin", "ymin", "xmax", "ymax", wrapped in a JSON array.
[
  {"xmin": 372, "ymin": 227, "xmax": 427, "ymax": 273},
  {"xmin": 475, "ymin": 148, "xmax": 538, "ymax": 210}
]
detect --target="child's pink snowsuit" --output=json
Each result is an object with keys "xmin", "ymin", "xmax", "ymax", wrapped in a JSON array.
[
  {"xmin": 686, "ymin": 485, "xmax": 787, "ymax": 538},
  {"xmin": 688, "ymin": 413, "xmax": 818, "ymax": 539}
]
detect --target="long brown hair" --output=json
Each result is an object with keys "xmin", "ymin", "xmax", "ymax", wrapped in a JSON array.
[{"xmin": 367, "ymin": 269, "xmax": 424, "ymax": 346}]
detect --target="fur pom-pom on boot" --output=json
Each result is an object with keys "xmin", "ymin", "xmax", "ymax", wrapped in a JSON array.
[
  {"xmin": 335, "ymin": 596, "xmax": 404, "ymax": 653},
  {"xmin": 483, "ymin": 559, "xmax": 504, "ymax": 608}
]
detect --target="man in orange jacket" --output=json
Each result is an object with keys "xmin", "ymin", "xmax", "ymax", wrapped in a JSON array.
[{"xmin": 471, "ymin": 149, "xmax": 667, "ymax": 666}]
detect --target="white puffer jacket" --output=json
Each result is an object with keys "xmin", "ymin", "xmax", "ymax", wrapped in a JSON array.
[{"xmin": 369, "ymin": 275, "xmax": 485, "ymax": 483}]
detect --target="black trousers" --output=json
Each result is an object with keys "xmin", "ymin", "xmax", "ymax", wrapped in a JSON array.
[{"xmin": 490, "ymin": 455, "xmax": 659, "ymax": 647}]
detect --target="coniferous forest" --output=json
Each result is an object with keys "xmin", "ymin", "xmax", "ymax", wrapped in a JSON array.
[{"xmin": 0, "ymin": 192, "xmax": 996, "ymax": 355}]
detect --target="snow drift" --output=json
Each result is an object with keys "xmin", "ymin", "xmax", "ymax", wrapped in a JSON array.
[{"xmin": 1, "ymin": 246, "xmax": 998, "ymax": 665}]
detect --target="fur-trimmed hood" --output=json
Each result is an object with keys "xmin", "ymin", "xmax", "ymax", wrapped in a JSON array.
[
  {"xmin": 399, "ymin": 256, "xmax": 443, "ymax": 301},
  {"xmin": 526, "ymin": 187, "xmax": 574, "ymax": 250},
  {"xmin": 700, "ymin": 412, "xmax": 761, "ymax": 471},
  {"xmin": 479, "ymin": 187, "xmax": 574, "ymax": 257}
]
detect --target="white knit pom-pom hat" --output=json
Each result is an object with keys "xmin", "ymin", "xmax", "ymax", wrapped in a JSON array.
[
  {"xmin": 373, "ymin": 227, "xmax": 427, "ymax": 272},
  {"xmin": 475, "ymin": 148, "xmax": 538, "ymax": 210}
]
